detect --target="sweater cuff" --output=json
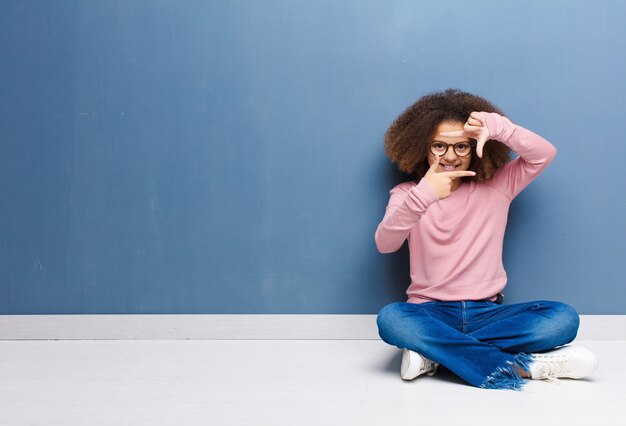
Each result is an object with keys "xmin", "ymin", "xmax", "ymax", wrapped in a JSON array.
[
  {"xmin": 406, "ymin": 178, "xmax": 439, "ymax": 211},
  {"xmin": 484, "ymin": 112, "xmax": 516, "ymax": 143}
]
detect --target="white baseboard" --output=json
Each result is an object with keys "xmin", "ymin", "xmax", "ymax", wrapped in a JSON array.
[{"xmin": 0, "ymin": 315, "xmax": 624, "ymax": 340}]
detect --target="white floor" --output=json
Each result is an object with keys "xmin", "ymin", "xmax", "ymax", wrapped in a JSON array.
[{"xmin": 0, "ymin": 339, "xmax": 624, "ymax": 426}]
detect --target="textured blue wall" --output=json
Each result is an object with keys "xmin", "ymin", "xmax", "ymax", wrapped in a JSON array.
[{"xmin": 1, "ymin": 0, "xmax": 624, "ymax": 314}]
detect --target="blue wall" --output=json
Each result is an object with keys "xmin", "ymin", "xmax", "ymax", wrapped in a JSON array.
[{"xmin": 1, "ymin": 0, "xmax": 624, "ymax": 314}]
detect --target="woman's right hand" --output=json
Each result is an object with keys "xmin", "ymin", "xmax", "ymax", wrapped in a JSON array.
[{"xmin": 423, "ymin": 155, "xmax": 476, "ymax": 199}]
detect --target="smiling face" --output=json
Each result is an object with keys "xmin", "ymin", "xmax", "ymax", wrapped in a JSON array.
[{"xmin": 427, "ymin": 121, "xmax": 473, "ymax": 190}]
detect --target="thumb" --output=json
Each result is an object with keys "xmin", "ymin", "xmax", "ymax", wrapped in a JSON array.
[
  {"xmin": 476, "ymin": 114, "xmax": 490, "ymax": 158},
  {"xmin": 476, "ymin": 133, "xmax": 489, "ymax": 158}
]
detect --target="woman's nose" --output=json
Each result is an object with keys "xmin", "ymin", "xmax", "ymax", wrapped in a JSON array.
[{"xmin": 443, "ymin": 146, "xmax": 458, "ymax": 161}]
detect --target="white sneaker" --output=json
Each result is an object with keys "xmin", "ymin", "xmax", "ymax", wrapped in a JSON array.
[
  {"xmin": 400, "ymin": 349, "xmax": 439, "ymax": 381},
  {"xmin": 529, "ymin": 346, "xmax": 598, "ymax": 380}
]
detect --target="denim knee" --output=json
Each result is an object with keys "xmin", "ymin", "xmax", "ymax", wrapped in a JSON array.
[
  {"xmin": 533, "ymin": 301, "xmax": 580, "ymax": 347},
  {"xmin": 376, "ymin": 302, "xmax": 405, "ymax": 345},
  {"xmin": 376, "ymin": 302, "xmax": 435, "ymax": 351},
  {"xmin": 554, "ymin": 302, "xmax": 580, "ymax": 344}
]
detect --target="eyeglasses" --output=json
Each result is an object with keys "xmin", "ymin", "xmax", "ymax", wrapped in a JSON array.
[{"xmin": 429, "ymin": 141, "xmax": 474, "ymax": 157}]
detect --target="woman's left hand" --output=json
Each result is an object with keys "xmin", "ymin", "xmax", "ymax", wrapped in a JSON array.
[{"xmin": 439, "ymin": 111, "xmax": 490, "ymax": 158}]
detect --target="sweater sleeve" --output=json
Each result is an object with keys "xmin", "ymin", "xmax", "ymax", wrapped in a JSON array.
[
  {"xmin": 374, "ymin": 179, "xmax": 439, "ymax": 253},
  {"xmin": 484, "ymin": 113, "xmax": 558, "ymax": 200}
]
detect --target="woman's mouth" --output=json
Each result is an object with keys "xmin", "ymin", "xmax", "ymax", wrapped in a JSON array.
[{"xmin": 440, "ymin": 164, "xmax": 459, "ymax": 171}]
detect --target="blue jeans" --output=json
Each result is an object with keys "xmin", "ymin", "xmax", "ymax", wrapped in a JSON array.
[{"xmin": 376, "ymin": 300, "xmax": 580, "ymax": 390}]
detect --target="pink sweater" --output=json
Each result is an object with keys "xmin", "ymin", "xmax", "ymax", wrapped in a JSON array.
[{"xmin": 375, "ymin": 113, "xmax": 557, "ymax": 303}]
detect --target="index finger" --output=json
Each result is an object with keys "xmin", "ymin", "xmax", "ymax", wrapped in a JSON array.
[{"xmin": 442, "ymin": 170, "xmax": 476, "ymax": 178}]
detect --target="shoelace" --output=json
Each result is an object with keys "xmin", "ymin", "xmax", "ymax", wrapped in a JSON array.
[
  {"xmin": 533, "ymin": 354, "xmax": 570, "ymax": 382},
  {"xmin": 420, "ymin": 360, "xmax": 439, "ymax": 376}
]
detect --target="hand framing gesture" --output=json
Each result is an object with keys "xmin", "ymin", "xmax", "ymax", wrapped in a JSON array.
[
  {"xmin": 439, "ymin": 111, "xmax": 490, "ymax": 158},
  {"xmin": 423, "ymin": 155, "xmax": 476, "ymax": 200}
]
